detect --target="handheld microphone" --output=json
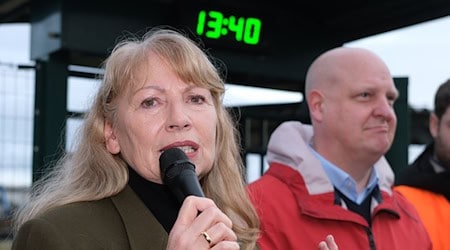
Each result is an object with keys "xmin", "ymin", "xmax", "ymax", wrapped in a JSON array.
[{"xmin": 159, "ymin": 147, "xmax": 205, "ymax": 204}]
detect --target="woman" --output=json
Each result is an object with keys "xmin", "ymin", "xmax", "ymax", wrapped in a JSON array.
[{"xmin": 12, "ymin": 28, "xmax": 259, "ymax": 249}]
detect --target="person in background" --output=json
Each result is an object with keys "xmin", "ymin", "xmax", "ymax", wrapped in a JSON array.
[
  {"xmin": 248, "ymin": 47, "xmax": 432, "ymax": 249},
  {"xmin": 11, "ymin": 28, "xmax": 260, "ymax": 250},
  {"xmin": 395, "ymin": 79, "xmax": 450, "ymax": 250}
]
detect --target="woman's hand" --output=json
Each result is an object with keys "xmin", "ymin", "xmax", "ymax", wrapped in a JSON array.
[
  {"xmin": 167, "ymin": 196, "xmax": 239, "ymax": 249},
  {"xmin": 318, "ymin": 235, "xmax": 338, "ymax": 250}
]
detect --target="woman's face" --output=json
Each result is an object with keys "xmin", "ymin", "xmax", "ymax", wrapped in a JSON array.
[{"xmin": 104, "ymin": 53, "xmax": 218, "ymax": 183}]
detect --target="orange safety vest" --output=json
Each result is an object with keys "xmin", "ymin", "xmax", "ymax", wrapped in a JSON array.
[{"xmin": 395, "ymin": 185, "xmax": 450, "ymax": 250}]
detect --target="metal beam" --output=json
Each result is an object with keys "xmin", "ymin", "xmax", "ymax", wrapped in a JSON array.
[{"xmin": 32, "ymin": 59, "xmax": 68, "ymax": 182}]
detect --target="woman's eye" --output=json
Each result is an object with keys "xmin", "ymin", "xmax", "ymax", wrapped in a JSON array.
[
  {"xmin": 141, "ymin": 98, "xmax": 157, "ymax": 108},
  {"xmin": 189, "ymin": 95, "xmax": 206, "ymax": 104}
]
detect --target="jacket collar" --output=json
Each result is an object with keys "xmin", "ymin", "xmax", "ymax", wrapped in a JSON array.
[
  {"xmin": 111, "ymin": 185, "xmax": 168, "ymax": 249},
  {"xmin": 266, "ymin": 121, "xmax": 394, "ymax": 196}
]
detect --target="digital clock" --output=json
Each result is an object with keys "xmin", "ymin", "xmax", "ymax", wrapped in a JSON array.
[{"xmin": 196, "ymin": 10, "xmax": 262, "ymax": 45}]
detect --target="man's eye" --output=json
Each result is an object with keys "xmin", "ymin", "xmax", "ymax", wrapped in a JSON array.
[
  {"xmin": 387, "ymin": 94, "xmax": 398, "ymax": 102},
  {"xmin": 360, "ymin": 92, "xmax": 370, "ymax": 98},
  {"xmin": 387, "ymin": 95, "xmax": 397, "ymax": 106}
]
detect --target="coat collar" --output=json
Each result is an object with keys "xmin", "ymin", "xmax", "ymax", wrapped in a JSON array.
[
  {"xmin": 266, "ymin": 121, "xmax": 394, "ymax": 196},
  {"xmin": 111, "ymin": 185, "xmax": 168, "ymax": 249}
]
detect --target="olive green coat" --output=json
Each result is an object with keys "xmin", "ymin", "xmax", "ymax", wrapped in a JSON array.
[{"xmin": 12, "ymin": 186, "xmax": 169, "ymax": 250}]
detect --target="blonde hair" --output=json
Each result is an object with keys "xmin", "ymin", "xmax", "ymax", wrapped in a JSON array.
[{"xmin": 14, "ymin": 28, "xmax": 259, "ymax": 249}]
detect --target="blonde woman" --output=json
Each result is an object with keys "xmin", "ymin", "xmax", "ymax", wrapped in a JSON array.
[{"xmin": 12, "ymin": 28, "xmax": 259, "ymax": 250}]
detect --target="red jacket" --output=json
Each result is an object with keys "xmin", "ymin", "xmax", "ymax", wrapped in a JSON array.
[{"xmin": 248, "ymin": 121, "xmax": 431, "ymax": 250}]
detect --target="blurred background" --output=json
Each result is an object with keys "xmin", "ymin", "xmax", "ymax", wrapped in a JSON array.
[{"xmin": 1, "ymin": 1, "xmax": 450, "ymax": 247}]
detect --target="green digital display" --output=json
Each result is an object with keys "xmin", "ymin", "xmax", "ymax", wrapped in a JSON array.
[{"xmin": 196, "ymin": 10, "xmax": 262, "ymax": 45}]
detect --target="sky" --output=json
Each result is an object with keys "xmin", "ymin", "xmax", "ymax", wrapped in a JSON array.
[
  {"xmin": 1, "ymin": 16, "xmax": 450, "ymax": 185},
  {"xmin": 0, "ymin": 23, "xmax": 32, "ymax": 65},
  {"xmin": 345, "ymin": 16, "xmax": 450, "ymax": 110}
]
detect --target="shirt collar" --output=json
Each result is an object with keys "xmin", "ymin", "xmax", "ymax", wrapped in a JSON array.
[
  {"xmin": 431, "ymin": 156, "xmax": 448, "ymax": 173},
  {"xmin": 308, "ymin": 145, "xmax": 379, "ymax": 205}
]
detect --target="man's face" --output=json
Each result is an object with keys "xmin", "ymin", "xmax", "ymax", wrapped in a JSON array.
[
  {"xmin": 431, "ymin": 107, "xmax": 450, "ymax": 168},
  {"xmin": 321, "ymin": 73, "xmax": 399, "ymax": 161}
]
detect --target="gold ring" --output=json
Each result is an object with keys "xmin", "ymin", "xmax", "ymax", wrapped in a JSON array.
[{"xmin": 201, "ymin": 231, "xmax": 212, "ymax": 244}]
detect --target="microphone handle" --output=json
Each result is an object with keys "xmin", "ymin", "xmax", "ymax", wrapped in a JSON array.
[{"xmin": 169, "ymin": 168, "xmax": 205, "ymax": 204}]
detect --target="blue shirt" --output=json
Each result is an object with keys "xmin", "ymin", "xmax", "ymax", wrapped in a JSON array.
[{"xmin": 309, "ymin": 146, "xmax": 379, "ymax": 205}]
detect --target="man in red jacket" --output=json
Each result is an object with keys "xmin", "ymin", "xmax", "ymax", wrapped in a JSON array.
[{"xmin": 248, "ymin": 47, "xmax": 431, "ymax": 250}]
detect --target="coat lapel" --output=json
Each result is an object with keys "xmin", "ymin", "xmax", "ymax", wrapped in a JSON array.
[{"xmin": 111, "ymin": 185, "xmax": 168, "ymax": 249}]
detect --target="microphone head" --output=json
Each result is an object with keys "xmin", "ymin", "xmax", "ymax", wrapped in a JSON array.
[
  {"xmin": 159, "ymin": 147, "xmax": 196, "ymax": 185},
  {"xmin": 159, "ymin": 147, "xmax": 204, "ymax": 203},
  {"xmin": 159, "ymin": 148, "xmax": 189, "ymax": 168}
]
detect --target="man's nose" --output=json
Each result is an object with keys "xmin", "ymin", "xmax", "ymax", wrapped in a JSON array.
[{"xmin": 373, "ymin": 98, "xmax": 396, "ymax": 121}]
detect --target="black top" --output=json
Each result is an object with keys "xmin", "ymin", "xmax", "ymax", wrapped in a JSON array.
[
  {"xmin": 128, "ymin": 167, "xmax": 181, "ymax": 232},
  {"xmin": 395, "ymin": 142, "xmax": 450, "ymax": 201}
]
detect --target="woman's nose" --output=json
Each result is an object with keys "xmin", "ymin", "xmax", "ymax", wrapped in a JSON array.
[{"xmin": 165, "ymin": 102, "xmax": 191, "ymax": 131}]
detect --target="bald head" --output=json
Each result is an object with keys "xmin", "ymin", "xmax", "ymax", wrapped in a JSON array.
[
  {"xmin": 305, "ymin": 47, "xmax": 392, "ymax": 103},
  {"xmin": 305, "ymin": 46, "xmax": 398, "ymax": 171}
]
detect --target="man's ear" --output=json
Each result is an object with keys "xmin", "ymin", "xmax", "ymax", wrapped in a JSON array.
[
  {"xmin": 308, "ymin": 90, "xmax": 324, "ymax": 122},
  {"xmin": 104, "ymin": 119, "xmax": 120, "ymax": 154},
  {"xmin": 429, "ymin": 112, "xmax": 439, "ymax": 139}
]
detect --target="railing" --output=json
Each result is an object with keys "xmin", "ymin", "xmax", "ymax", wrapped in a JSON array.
[{"xmin": 0, "ymin": 62, "xmax": 35, "ymax": 240}]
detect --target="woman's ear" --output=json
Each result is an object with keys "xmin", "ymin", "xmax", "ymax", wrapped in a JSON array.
[
  {"xmin": 104, "ymin": 119, "xmax": 120, "ymax": 154},
  {"xmin": 429, "ymin": 112, "xmax": 439, "ymax": 139},
  {"xmin": 308, "ymin": 90, "xmax": 324, "ymax": 123}
]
